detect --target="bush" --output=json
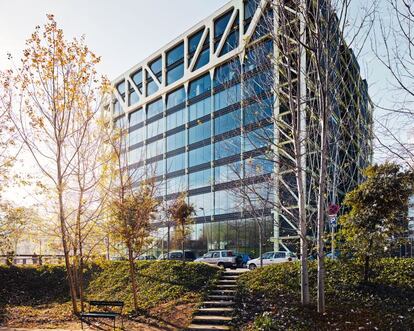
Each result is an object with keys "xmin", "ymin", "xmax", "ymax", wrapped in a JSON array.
[
  {"xmin": 237, "ymin": 258, "xmax": 414, "ymax": 330},
  {"xmin": 86, "ymin": 260, "xmax": 219, "ymax": 311},
  {"xmin": 0, "ymin": 261, "xmax": 219, "ymax": 313}
]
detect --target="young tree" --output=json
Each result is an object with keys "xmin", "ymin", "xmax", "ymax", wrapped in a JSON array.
[
  {"xmin": 0, "ymin": 203, "xmax": 29, "ymax": 254},
  {"xmin": 340, "ymin": 163, "xmax": 413, "ymax": 282},
  {"xmin": 7, "ymin": 15, "xmax": 108, "ymax": 314},
  {"xmin": 168, "ymin": 193, "xmax": 195, "ymax": 263},
  {"xmin": 109, "ymin": 181, "xmax": 158, "ymax": 312}
]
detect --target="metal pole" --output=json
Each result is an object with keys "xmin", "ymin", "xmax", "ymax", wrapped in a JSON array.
[{"xmin": 200, "ymin": 207, "xmax": 207, "ymax": 252}]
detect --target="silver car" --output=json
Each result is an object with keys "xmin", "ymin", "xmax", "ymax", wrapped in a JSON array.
[
  {"xmin": 194, "ymin": 250, "xmax": 241, "ymax": 268},
  {"xmin": 247, "ymin": 251, "xmax": 298, "ymax": 270}
]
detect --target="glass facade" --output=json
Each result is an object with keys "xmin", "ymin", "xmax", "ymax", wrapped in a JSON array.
[{"xmin": 111, "ymin": 0, "xmax": 372, "ymax": 258}]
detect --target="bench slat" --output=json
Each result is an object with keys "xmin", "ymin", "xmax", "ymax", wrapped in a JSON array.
[{"xmin": 88, "ymin": 300, "xmax": 124, "ymax": 307}]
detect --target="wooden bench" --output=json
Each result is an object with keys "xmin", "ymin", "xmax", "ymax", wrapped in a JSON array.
[{"xmin": 80, "ymin": 300, "xmax": 124, "ymax": 330}]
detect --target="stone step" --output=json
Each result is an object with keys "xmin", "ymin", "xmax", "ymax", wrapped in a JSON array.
[
  {"xmin": 202, "ymin": 301, "xmax": 235, "ymax": 307},
  {"xmin": 193, "ymin": 315, "xmax": 233, "ymax": 324},
  {"xmin": 211, "ymin": 289, "xmax": 236, "ymax": 294},
  {"xmin": 187, "ymin": 324, "xmax": 231, "ymax": 331},
  {"xmin": 197, "ymin": 307, "xmax": 234, "ymax": 315},
  {"xmin": 207, "ymin": 295, "xmax": 235, "ymax": 301},
  {"xmin": 218, "ymin": 279, "xmax": 237, "ymax": 283},
  {"xmin": 215, "ymin": 284, "xmax": 237, "ymax": 289}
]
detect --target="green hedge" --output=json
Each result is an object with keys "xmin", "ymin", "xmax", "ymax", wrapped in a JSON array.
[{"xmin": 0, "ymin": 261, "xmax": 219, "ymax": 312}]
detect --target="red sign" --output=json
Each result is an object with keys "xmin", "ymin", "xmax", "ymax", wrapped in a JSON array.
[{"xmin": 328, "ymin": 204, "xmax": 340, "ymax": 216}]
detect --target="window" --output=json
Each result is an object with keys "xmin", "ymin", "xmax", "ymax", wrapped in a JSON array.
[
  {"xmin": 167, "ymin": 175, "xmax": 187, "ymax": 195},
  {"xmin": 189, "ymin": 192, "xmax": 213, "ymax": 215},
  {"xmin": 113, "ymin": 100, "xmax": 122, "ymax": 117},
  {"xmin": 214, "ymin": 161, "xmax": 241, "ymax": 184},
  {"xmin": 215, "ymin": 136, "xmax": 241, "ymax": 160},
  {"xmin": 114, "ymin": 115, "xmax": 126, "ymax": 129},
  {"xmin": 129, "ymin": 90, "xmax": 139, "ymax": 106},
  {"xmin": 274, "ymin": 252, "xmax": 286, "ymax": 259},
  {"xmin": 214, "ymin": 110, "xmax": 240, "ymax": 135},
  {"xmin": 128, "ymin": 146, "xmax": 144, "ymax": 165},
  {"xmin": 189, "ymin": 120, "xmax": 211, "ymax": 144},
  {"xmin": 244, "ymin": 98, "xmax": 273, "ymax": 125},
  {"xmin": 188, "ymin": 29, "xmax": 204, "ymax": 62},
  {"xmin": 189, "ymin": 98, "xmax": 211, "ymax": 122},
  {"xmin": 129, "ymin": 108, "xmax": 144, "ymax": 126},
  {"xmin": 131, "ymin": 69, "xmax": 143, "ymax": 93},
  {"xmin": 129, "ymin": 127, "xmax": 144, "ymax": 146},
  {"xmin": 167, "ymin": 42, "xmax": 184, "ymax": 66},
  {"xmin": 189, "ymin": 168, "xmax": 212, "ymax": 189},
  {"xmin": 146, "ymin": 76, "xmax": 159, "ymax": 96},
  {"xmin": 167, "ymin": 87, "xmax": 186, "ymax": 109},
  {"xmin": 147, "ymin": 118, "xmax": 164, "ymax": 139},
  {"xmin": 244, "ymin": 125, "xmax": 273, "ymax": 152},
  {"xmin": 194, "ymin": 42, "xmax": 210, "ymax": 71},
  {"xmin": 262, "ymin": 252, "xmax": 273, "ymax": 259},
  {"xmin": 245, "ymin": 157, "xmax": 273, "ymax": 177},
  {"xmin": 189, "ymin": 145, "xmax": 211, "ymax": 167},
  {"xmin": 167, "ymin": 153, "xmax": 186, "ymax": 172},
  {"xmin": 244, "ymin": 72, "xmax": 271, "ymax": 99},
  {"xmin": 167, "ymin": 131, "xmax": 185, "ymax": 152},
  {"xmin": 212, "ymin": 252, "xmax": 220, "ymax": 258},
  {"xmin": 147, "ymin": 159, "xmax": 165, "ymax": 177},
  {"xmin": 189, "ymin": 74, "xmax": 211, "ymax": 99},
  {"xmin": 214, "ymin": 84, "xmax": 241, "ymax": 111},
  {"xmin": 214, "ymin": 60, "xmax": 240, "ymax": 87},
  {"xmin": 244, "ymin": 40, "xmax": 273, "ymax": 72},
  {"xmin": 116, "ymin": 81, "xmax": 126, "ymax": 97},
  {"xmin": 167, "ymin": 43, "xmax": 184, "ymax": 85},
  {"xmin": 146, "ymin": 139, "xmax": 164, "ymax": 159},
  {"xmin": 244, "ymin": 0, "xmax": 259, "ymax": 32},
  {"xmin": 147, "ymin": 98, "xmax": 163, "ymax": 119},
  {"xmin": 214, "ymin": 11, "xmax": 232, "ymax": 51},
  {"xmin": 215, "ymin": 189, "xmax": 239, "ymax": 214},
  {"xmin": 149, "ymin": 57, "xmax": 162, "ymax": 81},
  {"xmin": 166, "ymin": 109, "xmax": 186, "ymax": 131}
]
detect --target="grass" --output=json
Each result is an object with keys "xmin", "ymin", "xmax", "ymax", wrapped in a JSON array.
[{"xmin": 236, "ymin": 258, "xmax": 414, "ymax": 330}]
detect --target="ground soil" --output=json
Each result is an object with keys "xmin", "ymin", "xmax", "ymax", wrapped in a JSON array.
[{"xmin": 1, "ymin": 299, "xmax": 197, "ymax": 331}]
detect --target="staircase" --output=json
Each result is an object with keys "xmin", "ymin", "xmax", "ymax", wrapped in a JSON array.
[{"xmin": 187, "ymin": 270, "xmax": 244, "ymax": 331}]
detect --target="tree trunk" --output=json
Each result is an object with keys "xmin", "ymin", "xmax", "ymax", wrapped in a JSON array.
[
  {"xmin": 364, "ymin": 239, "xmax": 373, "ymax": 283},
  {"xmin": 259, "ymin": 224, "xmax": 263, "ymax": 267},
  {"xmin": 181, "ymin": 223, "xmax": 185, "ymax": 264},
  {"xmin": 128, "ymin": 245, "xmax": 139, "ymax": 312},
  {"xmin": 316, "ymin": 106, "xmax": 328, "ymax": 314},
  {"xmin": 167, "ymin": 224, "xmax": 170, "ymax": 260}
]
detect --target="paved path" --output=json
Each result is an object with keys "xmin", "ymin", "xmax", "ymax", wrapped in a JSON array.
[{"xmin": 0, "ymin": 328, "xmax": 92, "ymax": 331}]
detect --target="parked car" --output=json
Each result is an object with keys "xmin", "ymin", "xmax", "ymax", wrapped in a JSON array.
[
  {"xmin": 247, "ymin": 251, "xmax": 298, "ymax": 270},
  {"xmin": 194, "ymin": 250, "xmax": 243, "ymax": 269},
  {"xmin": 137, "ymin": 255, "xmax": 156, "ymax": 260},
  {"xmin": 157, "ymin": 250, "xmax": 196, "ymax": 262}
]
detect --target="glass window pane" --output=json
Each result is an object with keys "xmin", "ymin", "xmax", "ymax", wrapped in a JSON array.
[
  {"xmin": 131, "ymin": 70, "xmax": 143, "ymax": 90},
  {"xmin": 189, "ymin": 97, "xmax": 211, "ymax": 122},
  {"xmin": 214, "ymin": 11, "xmax": 232, "ymax": 39},
  {"xmin": 214, "ymin": 110, "xmax": 241, "ymax": 136},
  {"xmin": 146, "ymin": 78, "xmax": 159, "ymax": 96},
  {"xmin": 147, "ymin": 159, "xmax": 165, "ymax": 177},
  {"xmin": 167, "ymin": 175, "xmax": 187, "ymax": 195},
  {"xmin": 130, "ymin": 108, "xmax": 144, "ymax": 126},
  {"xmin": 215, "ymin": 136, "xmax": 241, "ymax": 160},
  {"xmin": 167, "ymin": 87, "xmax": 186, "ymax": 109},
  {"xmin": 166, "ymin": 109, "xmax": 186, "ymax": 131},
  {"xmin": 167, "ymin": 130, "xmax": 186, "ymax": 152},
  {"xmin": 189, "ymin": 29, "xmax": 204, "ymax": 55},
  {"xmin": 146, "ymin": 139, "xmax": 165, "ymax": 159},
  {"xmin": 129, "ymin": 127, "xmax": 144, "ymax": 146},
  {"xmin": 194, "ymin": 47, "xmax": 210, "ymax": 71},
  {"xmin": 167, "ymin": 153, "xmax": 186, "ymax": 172},
  {"xmin": 167, "ymin": 63, "xmax": 184, "ymax": 85},
  {"xmin": 189, "ymin": 192, "xmax": 213, "ymax": 216},
  {"xmin": 128, "ymin": 146, "xmax": 145, "ymax": 165},
  {"xmin": 189, "ymin": 74, "xmax": 211, "ymax": 99},
  {"xmin": 147, "ymin": 98, "xmax": 164, "ymax": 118},
  {"xmin": 215, "ymin": 190, "xmax": 239, "ymax": 215},
  {"xmin": 117, "ymin": 81, "xmax": 126, "ymax": 95},
  {"xmin": 147, "ymin": 118, "xmax": 164, "ymax": 139},
  {"xmin": 189, "ymin": 145, "xmax": 211, "ymax": 167},
  {"xmin": 167, "ymin": 42, "xmax": 184, "ymax": 66},
  {"xmin": 189, "ymin": 120, "xmax": 211, "ymax": 144},
  {"xmin": 150, "ymin": 57, "xmax": 162, "ymax": 76},
  {"xmin": 244, "ymin": 125, "xmax": 273, "ymax": 152},
  {"xmin": 214, "ymin": 161, "xmax": 241, "ymax": 184},
  {"xmin": 189, "ymin": 169, "xmax": 212, "ymax": 189},
  {"xmin": 129, "ymin": 90, "xmax": 139, "ymax": 106}
]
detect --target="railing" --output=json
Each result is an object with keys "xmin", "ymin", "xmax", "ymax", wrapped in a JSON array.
[{"xmin": 0, "ymin": 254, "xmax": 65, "ymax": 265}]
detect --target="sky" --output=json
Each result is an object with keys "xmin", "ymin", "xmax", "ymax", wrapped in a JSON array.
[{"xmin": 0, "ymin": 0, "xmax": 228, "ymax": 79}]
